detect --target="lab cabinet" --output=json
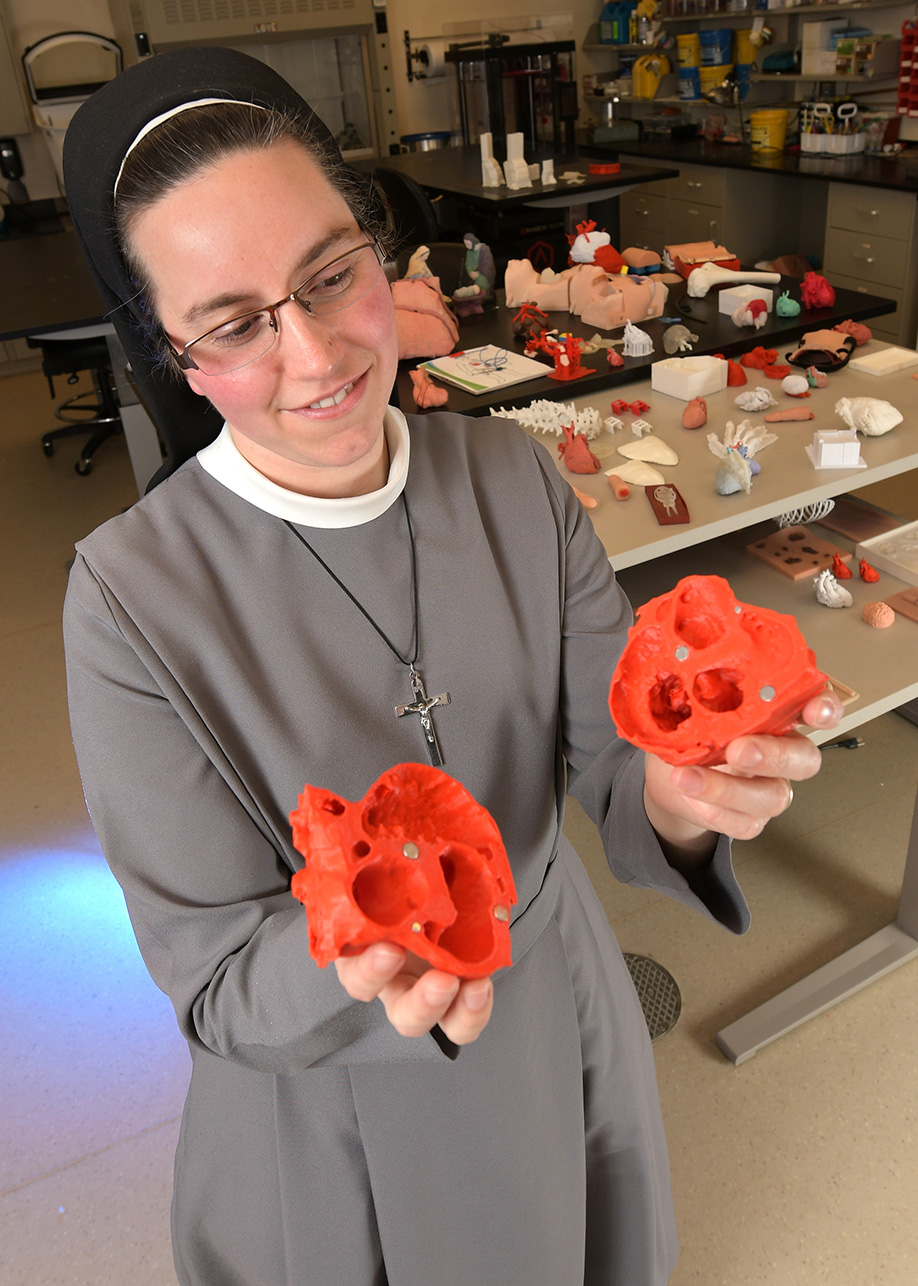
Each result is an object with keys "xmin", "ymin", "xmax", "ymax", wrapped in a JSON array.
[
  {"xmin": 619, "ymin": 162, "xmax": 821, "ymax": 266},
  {"xmin": 0, "ymin": 2, "xmax": 30, "ymax": 136},
  {"xmin": 0, "ymin": 338, "xmax": 38, "ymax": 374},
  {"xmin": 823, "ymin": 183, "xmax": 918, "ymax": 346}
]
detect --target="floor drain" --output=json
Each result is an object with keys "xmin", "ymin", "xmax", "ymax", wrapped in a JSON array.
[{"xmin": 624, "ymin": 954, "xmax": 682, "ymax": 1041}]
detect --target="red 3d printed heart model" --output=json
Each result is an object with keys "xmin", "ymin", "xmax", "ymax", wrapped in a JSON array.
[
  {"xmin": 290, "ymin": 763, "xmax": 516, "ymax": 978},
  {"xmin": 609, "ymin": 575, "xmax": 827, "ymax": 766}
]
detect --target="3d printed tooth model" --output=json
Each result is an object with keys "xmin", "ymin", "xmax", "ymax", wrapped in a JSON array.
[
  {"xmin": 608, "ymin": 575, "xmax": 827, "ymax": 766},
  {"xmin": 290, "ymin": 763, "xmax": 516, "ymax": 977}
]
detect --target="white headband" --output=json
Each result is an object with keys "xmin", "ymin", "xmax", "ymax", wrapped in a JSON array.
[{"xmin": 113, "ymin": 97, "xmax": 271, "ymax": 196}]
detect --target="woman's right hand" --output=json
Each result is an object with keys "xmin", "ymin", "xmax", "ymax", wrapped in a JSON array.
[{"xmin": 334, "ymin": 945, "xmax": 493, "ymax": 1046}]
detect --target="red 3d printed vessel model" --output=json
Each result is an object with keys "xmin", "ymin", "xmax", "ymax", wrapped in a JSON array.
[
  {"xmin": 608, "ymin": 575, "xmax": 827, "ymax": 767},
  {"xmin": 290, "ymin": 763, "xmax": 516, "ymax": 978}
]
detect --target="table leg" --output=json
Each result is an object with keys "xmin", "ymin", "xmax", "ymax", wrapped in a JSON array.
[
  {"xmin": 106, "ymin": 331, "xmax": 163, "ymax": 496},
  {"xmin": 715, "ymin": 783, "xmax": 918, "ymax": 1065}
]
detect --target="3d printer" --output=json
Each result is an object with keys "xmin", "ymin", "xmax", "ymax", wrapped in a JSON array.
[{"xmin": 445, "ymin": 35, "xmax": 578, "ymax": 154}]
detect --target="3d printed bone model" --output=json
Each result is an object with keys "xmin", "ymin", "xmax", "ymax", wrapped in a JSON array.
[
  {"xmin": 686, "ymin": 263, "xmax": 781, "ymax": 300},
  {"xmin": 290, "ymin": 763, "xmax": 516, "ymax": 978},
  {"xmin": 608, "ymin": 575, "xmax": 827, "ymax": 766}
]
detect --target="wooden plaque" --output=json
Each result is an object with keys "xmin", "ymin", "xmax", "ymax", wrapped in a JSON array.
[
  {"xmin": 885, "ymin": 586, "xmax": 918, "ymax": 625},
  {"xmin": 745, "ymin": 525, "xmax": 851, "ymax": 580}
]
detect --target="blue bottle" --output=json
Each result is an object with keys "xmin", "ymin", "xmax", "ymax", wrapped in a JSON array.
[{"xmin": 599, "ymin": 2, "xmax": 636, "ymax": 46}]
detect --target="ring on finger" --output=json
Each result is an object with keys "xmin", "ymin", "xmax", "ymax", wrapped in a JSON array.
[{"xmin": 781, "ymin": 777, "xmax": 794, "ymax": 810}]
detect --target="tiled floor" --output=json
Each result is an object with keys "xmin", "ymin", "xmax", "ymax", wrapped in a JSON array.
[{"xmin": 2, "ymin": 369, "xmax": 916, "ymax": 1285}]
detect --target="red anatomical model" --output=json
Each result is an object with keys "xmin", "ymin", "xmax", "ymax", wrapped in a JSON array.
[
  {"xmin": 290, "ymin": 763, "xmax": 516, "ymax": 977},
  {"xmin": 832, "ymin": 553, "xmax": 852, "ymax": 579},
  {"xmin": 608, "ymin": 575, "xmax": 827, "ymax": 766},
  {"xmin": 859, "ymin": 558, "xmax": 879, "ymax": 582},
  {"xmin": 558, "ymin": 422, "xmax": 601, "ymax": 474},
  {"xmin": 800, "ymin": 272, "xmax": 836, "ymax": 310}
]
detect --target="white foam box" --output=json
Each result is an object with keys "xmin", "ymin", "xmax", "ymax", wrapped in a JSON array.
[
  {"xmin": 801, "ymin": 20, "xmax": 848, "ymax": 51},
  {"xmin": 856, "ymin": 521, "xmax": 918, "ymax": 588},
  {"xmin": 849, "ymin": 346, "xmax": 918, "ymax": 376},
  {"xmin": 651, "ymin": 355, "xmax": 729, "ymax": 400},
  {"xmin": 718, "ymin": 283, "xmax": 774, "ymax": 315}
]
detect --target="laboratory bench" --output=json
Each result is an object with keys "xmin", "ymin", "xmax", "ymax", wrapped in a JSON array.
[
  {"xmin": 525, "ymin": 352, "xmax": 918, "ymax": 1063},
  {"xmin": 395, "ymin": 273, "xmax": 895, "ymax": 419}
]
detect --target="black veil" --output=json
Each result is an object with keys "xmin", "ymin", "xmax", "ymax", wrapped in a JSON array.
[{"xmin": 63, "ymin": 46, "xmax": 345, "ymax": 489}]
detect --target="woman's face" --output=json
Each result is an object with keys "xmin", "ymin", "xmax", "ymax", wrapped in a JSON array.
[{"xmin": 129, "ymin": 142, "xmax": 399, "ymax": 496}]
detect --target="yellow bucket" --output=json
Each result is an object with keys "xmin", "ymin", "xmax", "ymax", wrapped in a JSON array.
[
  {"xmin": 699, "ymin": 63, "xmax": 733, "ymax": 94},
  {"xmin": 749, "ymin": 108, "xmax": 788, "ymax": 152},
  {"xmin": 734, "ymin": 28, "xmax": 757, "ymax": 64},
  {"xmin": 676, "ymin": 33, "xmax": 701, "ymax": 68}
]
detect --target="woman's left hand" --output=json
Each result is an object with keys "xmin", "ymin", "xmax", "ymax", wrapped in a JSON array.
[{"xmin": 644, "ymin": 691, "xmax": 844, "ymax": 861}]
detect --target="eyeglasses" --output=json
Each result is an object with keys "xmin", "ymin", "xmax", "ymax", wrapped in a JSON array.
[{"xmin": 169, "ymin": 240, "xmax": 384, "ymax": 376}]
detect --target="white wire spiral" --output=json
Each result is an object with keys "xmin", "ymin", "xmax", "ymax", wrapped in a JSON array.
[{"xmin": 775, "ymin": 499, "xmax": 836, "ymax": 528}]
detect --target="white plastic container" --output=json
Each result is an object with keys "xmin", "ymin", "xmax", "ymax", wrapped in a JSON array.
[
  {"xmin": 650, "ymin": 356, "xmax": 729, "ymax": 400},
  {"xmin": 800, "ymin": 133, "xmax": 865, "ymax": 156},
  {"xmin": 718, "ymin": 283, "xmax": 774, "ymax": 314}
]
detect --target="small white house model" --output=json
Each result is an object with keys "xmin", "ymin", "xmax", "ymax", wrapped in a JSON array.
[
  {"xmin": 479, "ymin": 132, "xmax": 503, "ymax": 187},
  {"xmin": 806, "ymin": 429, "xmax": 864, "ymax": 469}
]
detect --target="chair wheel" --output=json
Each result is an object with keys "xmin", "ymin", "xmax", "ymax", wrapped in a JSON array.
[
  {"xmin": 75, "ymin": 458, "xmax": 93, "ymax": 476},
  {"xmin": 42, "ymin": 439, "xmax": 54, "ymax": 457}
]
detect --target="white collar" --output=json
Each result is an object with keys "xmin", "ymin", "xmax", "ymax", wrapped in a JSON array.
[{"xmin": 196, "ymin": 407, "xmax": 410, "ymax": 528}]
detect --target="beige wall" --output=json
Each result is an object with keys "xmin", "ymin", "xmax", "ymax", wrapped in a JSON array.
[
  {"xmin": 389, "ymin": 0, "xmax": 603, "ymax": 141},
  {"xmin": 6, "ymin": 0, "xmax": 114, "ymax": 51}
]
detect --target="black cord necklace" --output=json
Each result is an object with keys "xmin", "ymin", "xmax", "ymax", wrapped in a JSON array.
[{"xmin": 283, "ymin": 492, "xmax": 450, "ymax": 766}]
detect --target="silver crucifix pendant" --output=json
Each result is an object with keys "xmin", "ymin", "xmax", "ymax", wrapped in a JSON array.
[{"xmin": 395, "ymin": 667, "xmax": 451, "ymax": 767}]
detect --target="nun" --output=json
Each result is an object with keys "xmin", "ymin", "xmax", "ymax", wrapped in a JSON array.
[{"xmin": 62, "ymin": 45, "xmax": 839, "ymax": 1285}]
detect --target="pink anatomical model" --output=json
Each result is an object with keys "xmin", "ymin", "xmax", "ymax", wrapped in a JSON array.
[{"xmin": 682, "ymin": 397, "xmax": 707, "ymax": 429}]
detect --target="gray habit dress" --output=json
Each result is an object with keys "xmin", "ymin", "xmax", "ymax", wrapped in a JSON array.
[{"xmin": 64, "ymin": 410, "xmax": 748, "ymax": 1286}]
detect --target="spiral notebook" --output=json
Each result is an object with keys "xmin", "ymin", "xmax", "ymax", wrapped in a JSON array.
[{"xmin": 420, "ymin": 346, "xmax": 549, "ymax": 395}]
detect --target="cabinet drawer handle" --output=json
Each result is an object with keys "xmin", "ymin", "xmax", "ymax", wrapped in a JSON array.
[
  {"xmin": 855, "ymin": 208, "xmax": 879, "ymax": 217},
  {"xmin": 852, "ymin": 255, "xmax": 875, "ymax": 264}
]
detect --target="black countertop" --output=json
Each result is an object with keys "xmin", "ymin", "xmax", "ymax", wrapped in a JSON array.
[
  {"xmin": 0, "ymin": 230, "xmax": 106, "ymax": 341},
  {"xmin": 586, "ymin": 137, "xmax": 918, "ymax": 194},
  {"xmin": 396, "ymin": 277, "xmax": 895, "ymax": 418},
  {"xmin": 356, "ymin": 147, "xmax": 678, "ymax": 210}
]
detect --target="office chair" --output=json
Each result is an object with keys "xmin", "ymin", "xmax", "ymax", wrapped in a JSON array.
[
  {"xmin": 371, "ymin": 167, "xmax": 441, "ymax": 247},
  {"xmin": 29, "ymin": 329, "xmax": 123, "ymax": 475}
]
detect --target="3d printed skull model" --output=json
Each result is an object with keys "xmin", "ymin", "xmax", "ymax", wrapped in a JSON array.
[
  {"xmin": 290, "ymin": 763, "xmax": 516, "ymax": 977},
  {"xmin": 608, "ymin": 575, "xmax": 827, "ymax": 766}
]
